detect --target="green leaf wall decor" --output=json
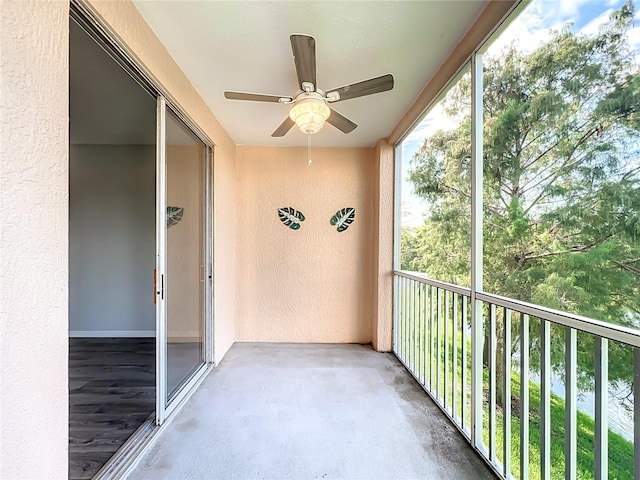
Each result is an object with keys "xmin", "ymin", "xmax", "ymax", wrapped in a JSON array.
[
  {"xmin": 167, "ymin": 206, "xmax": 184, "ymax": 228},
  {"xmin": 278, "ymin": 207, "xmax": 305, "ymax": 230},
  {"xmin": 330, "ymin": 207, "xmax": 356, "ymax": 232}
]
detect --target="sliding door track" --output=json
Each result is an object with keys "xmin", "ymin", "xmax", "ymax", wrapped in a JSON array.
[{"xmin": 92, "ymin": 414, "xmax": 157, "ymax": 480}]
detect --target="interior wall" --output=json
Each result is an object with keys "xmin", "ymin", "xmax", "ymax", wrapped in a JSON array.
[
  {"xmin": 69, "ymin": 144, "xmax": 155, "ymax": 336},
  {"xmin": 87, "ymin": 0, "xmax": 237, "ymax": 363},
  {"xmin": 0, "ymin": 1, "xmax": 69, "ymax": 478},
  {"xmin": 236, "ymin": 146, "xmax": 374, "ymax": 343}
]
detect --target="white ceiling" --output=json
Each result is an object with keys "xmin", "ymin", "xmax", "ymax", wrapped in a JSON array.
[{"xmin": 132, "ymin": 1, "xmax": 488, "ymax": 148}]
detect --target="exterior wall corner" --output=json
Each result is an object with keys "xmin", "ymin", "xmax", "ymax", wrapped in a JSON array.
[
  {"xmin": 0, "ymin": 1, "xmax": 70, "ymax": 478},
  {"xmin": 372, "ymin": 139, "xmax": 394, "ymax": 351}
]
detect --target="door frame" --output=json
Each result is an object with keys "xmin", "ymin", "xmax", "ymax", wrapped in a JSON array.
[{"xmin": 71, "ymin": 0, "xmax": 216, "ymax": 429}]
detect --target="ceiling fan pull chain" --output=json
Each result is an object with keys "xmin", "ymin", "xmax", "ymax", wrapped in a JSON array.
[{"xmin": 307, "ymin": 134, "xmax": 312, "ymax": 166}]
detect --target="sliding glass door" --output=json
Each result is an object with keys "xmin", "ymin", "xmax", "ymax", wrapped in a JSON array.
[{"xmin": 156, "ymin": 96, "xmax": 213, "ymax": 424}]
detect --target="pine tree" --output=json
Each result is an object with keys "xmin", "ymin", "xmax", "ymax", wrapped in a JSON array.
[{"xmin": 404, "ymin": 1, "xmax": 640, "ymax": 405}]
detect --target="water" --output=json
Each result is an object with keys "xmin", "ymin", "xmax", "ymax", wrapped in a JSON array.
[{"xmin": 531, "ymin": 371, "xmax": 633, "ymax": 442}]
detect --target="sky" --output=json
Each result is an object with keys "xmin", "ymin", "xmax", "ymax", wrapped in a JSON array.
[{"xmin": 400, "ymin": 0, "xmax": 640, "ymax": 228}]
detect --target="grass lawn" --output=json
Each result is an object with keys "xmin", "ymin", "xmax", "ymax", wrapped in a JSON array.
[{"xmin": 480, "ymin": 371, "xmax": 634, "ymax": 480}]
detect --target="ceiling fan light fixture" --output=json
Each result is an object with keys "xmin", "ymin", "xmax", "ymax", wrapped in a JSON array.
[{"xmin": 289, "ymin": 97, "xmax": 330, "ymax": 135}]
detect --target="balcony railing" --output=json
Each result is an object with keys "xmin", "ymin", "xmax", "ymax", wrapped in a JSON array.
[{"xmin": 393, "ymin": 270, "xmax": 640, "ymax": 480}]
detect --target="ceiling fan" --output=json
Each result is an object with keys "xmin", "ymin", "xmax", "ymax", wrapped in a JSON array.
[{"xmin": 224, "ymin": 34, "xmax": 394, "ymax": 137}]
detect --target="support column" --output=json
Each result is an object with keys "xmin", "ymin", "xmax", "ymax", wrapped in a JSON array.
[{"xmin": 372, "ymin": 139, "xmax": 394, "ymax": 351}]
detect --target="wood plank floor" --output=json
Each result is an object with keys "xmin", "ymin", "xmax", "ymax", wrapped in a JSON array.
[{"xmin": 69, "ymin": 338, "xmax": 155, "ymax": 480}]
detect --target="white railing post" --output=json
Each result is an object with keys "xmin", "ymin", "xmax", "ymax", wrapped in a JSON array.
[
  {"xmin": 489, "ymin": 303, "xmax": 497, "ymax": 462},
  {"xmin": 430, "ymin": 285, "xmax": 436, "ymax": 389},
  {"xmin": 403, "ymin": 277, "xmax": 408, "ymax": 362},
  {"xmin": 453, "ymin": 293, "xmax": 459, "ymax": 420},
  {"xmin": 520, "ymin": 313, "xmax": 530, "ymax": 480},
  {"xmin": 420, "ymin": 283, "xmax": 426, "ymax": 385},
  {"xmin": 393, "ymin": 275, "xmax": 398, "ymax": 354},
  {"xmin": 410, "ymin": 279, "xmax": 415, "ymax": 371},
  {"xmin": 634, "ymin": 347, "xmax": 640, "ymax": 479},
  {"xmin": 503, "ymin": 308, "xmax": 512, "ymax": 478},
  {"xmin": 470, "ymin": 50, "xmax": 484, "ymax": 451},
  {"xmin": 445, "ymin": 291, "xmax": 450, "ymax": 411},
  {"xmin": 437, "ymin": 288, "xmax": 442, "ymax": 402},
  {"xmin": 462, "ymin": 297, "xmax": 469, "ymax": 431},
  {"xmin": 565, "ymin": 327, "xmax": 577, "ymax": 480},
  {"xmin": 594, "ymin": 336, "xmax": 609, "ymax": 480},
  {"xmin": 401, "ymin": 277, "xmax": 406, "ymax": 361},
  {"xmin": 541, "ymin": 320, "xmax": 551, "ymax": 480}
]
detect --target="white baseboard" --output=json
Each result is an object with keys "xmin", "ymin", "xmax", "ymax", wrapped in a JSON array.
[
  {"xmin": 69, "ymin": 330, "xmax": 200, "ymax": 338},
  {"xmin": 69, "ymin": 330, "xmax": 156, "ymax": 338}
]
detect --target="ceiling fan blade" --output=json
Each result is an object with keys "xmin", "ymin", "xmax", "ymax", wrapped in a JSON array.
[
  {"xmin": 326, "ymin": 74, "xmax": 394, "ymax": 103},
  {"xmin": 224, "ymin": 91, "xmax": 292, "ymax": 103},
  {"xmin": 327, "ymin": 109, "xmax": 357, "ymax": 134},
  {"xmin": 272, "ymin": 117, "xmax": 295, "ymax": 137},
  {"xmin": 290, "ymin": 35, "xmax": 316, "ymax": 89}
]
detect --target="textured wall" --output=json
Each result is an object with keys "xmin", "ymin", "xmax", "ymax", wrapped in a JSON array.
[
  {"xmin": 372, "ymin": 140, "xmax": 394, "ymax": 351},
  {"xmin": 236, "ymin": 146, "xmax": 374, "ymax": 343},
  {"xmin": 88, "ymin": 0, "xmax": 237, "ymax": 363},
  {"xmin": 0, "ymin": 1, "xmax": 69, "ymax": 478},
  {"xmin": 69, "ymin": 145, "xmax": 156, "ymax": 336}
]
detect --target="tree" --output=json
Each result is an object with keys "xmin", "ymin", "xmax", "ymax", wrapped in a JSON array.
[{"xmin": 404, "ymin": 1, "xmax": 640, "ymax": 406}]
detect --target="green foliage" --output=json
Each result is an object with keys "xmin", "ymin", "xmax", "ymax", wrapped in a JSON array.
[{"xmin": 403, "ymin": 1, "xmax": 640, "ymax": 395}]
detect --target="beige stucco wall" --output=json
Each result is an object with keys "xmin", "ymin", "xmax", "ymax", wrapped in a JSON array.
[
  {"xmin": 236, "ymin": 146, "xmax": 374, "ymax": 343},
  {"xmin": 87, "ymin": 0, "xmax": 237, "ymax": 363},
  {"xmin": 372, "ymin": 140, "xmax": 394, "ymax": 351},
  {"xmin": 0, "ymin": 1, "xmax": 69, "ymax": 478}
]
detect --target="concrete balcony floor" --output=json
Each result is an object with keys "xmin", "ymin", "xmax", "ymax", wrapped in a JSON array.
[{"xmin": 128, "ymin": 343, "xmax": 495, "ymax": 479}]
